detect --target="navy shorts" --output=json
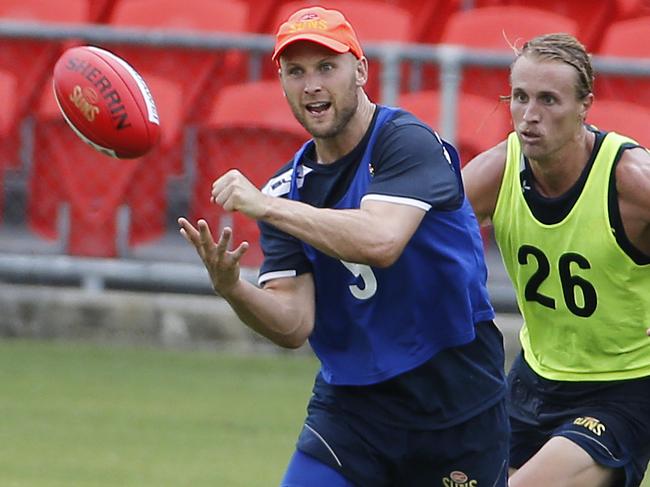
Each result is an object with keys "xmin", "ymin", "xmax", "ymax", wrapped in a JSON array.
[
  {"xmin": 508, "ymin": 353, "xmax": 650, "ymax": 487},
  {"xmin": 291, "ymin": 396, "xmax": 509, "ymax": 487}
]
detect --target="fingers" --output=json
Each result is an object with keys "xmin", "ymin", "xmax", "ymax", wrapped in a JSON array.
[
  {"xmin": 214, "ymin": 226, "xmax": 232, "ymax": 255},
  {"xmin": 230, "ymin": 241, "xmax": 250, "ymax": 261},
  {"xmin": 178, "ymin": 217, "xmax": 216, "ymax": 257},
  {"xmin": 178, "ymin": 217, "xmax": 200, "ymax": 245}
]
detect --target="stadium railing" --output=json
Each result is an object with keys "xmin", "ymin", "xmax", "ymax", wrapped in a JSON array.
[{"xmin": 0, "ymin": 20, "xmax": 648, "ymax": 311}]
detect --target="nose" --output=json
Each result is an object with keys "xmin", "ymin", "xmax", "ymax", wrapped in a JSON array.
[
  {"xmin": 522, "ymin": 101, "xmax": 540, "ymax": 123},
  {"xmin": 303, "ymin": 72, "xmax": 322, "ymax": 94}
]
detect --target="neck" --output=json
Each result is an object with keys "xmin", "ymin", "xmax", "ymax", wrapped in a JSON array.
[
  {"xmin": 314, "ymin": 91, "xmax": 376, "ymax": 164},
  {"xmin": 528, "ymin": 127, "xmax": 595, "ymax": 198}
]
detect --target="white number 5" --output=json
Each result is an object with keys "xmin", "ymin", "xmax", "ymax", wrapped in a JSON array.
[{"xmin": 340, "ymin": 261, "xmax": 377, "ymax": 300}]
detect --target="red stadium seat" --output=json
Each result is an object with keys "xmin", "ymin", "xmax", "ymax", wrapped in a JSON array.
[
  {"xmin": 614, "ymin": 0, "xmax": 650, "ymax": 19},
  {"xmin": 87, "ymin": 0, "xmax": 117, "ymax": 22},
  {"xmin": 192, "ymin": 80, "xmax": 309, "ymax": 267},
  {"xmin": 384, "ymin": 0, "xmax": 462, "ymax": 45},
  {"xmin": 587, "ymin": 99, "xmax": 650, "ymax": 147},
  {"xmin": 26, "ymin": 0, "xmax": 252, "ymax": 255},
  {"xmin": 27, "ymin": 83, "xmax": 179, "ymax": 257},
  {"xmin": 0, "ymin": 0, "xmax": 91, "ymax": 170},
  {"xmin": 421, "ymin": 6, "xmax": 579, "ymax": 104},
  {"xmin": 595, "ymin": 16, "xmax": 650, "ymax": 110},
  {"xmin": 106, "ymin": 0, "xmax": 250, "ymax": 139},
  {"xmin": 29, "ymin": 91, "xmax": 140, "ymax": 256},
  {"xmin": 240, "ymin": 0, "xmax": 279, "ymax": 32},
  {"xmin": 504, "ymin": 0, "xmax": 616, "ymax": 50},
  {"xmin": 265, "ymin": 0, "xmax": 416, "ymax": 102}
]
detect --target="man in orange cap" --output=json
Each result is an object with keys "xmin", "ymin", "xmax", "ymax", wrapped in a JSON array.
[{"xmin": 179, "ymin": 6, "xmax": 509, "ymax": 486}]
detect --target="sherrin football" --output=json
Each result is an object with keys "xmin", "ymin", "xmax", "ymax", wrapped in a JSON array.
[{"xmin": 52, "ymin": 45, "xmax": 160, "ymax": 159}]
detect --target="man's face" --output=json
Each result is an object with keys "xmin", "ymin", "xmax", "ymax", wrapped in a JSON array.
[
  {"xmin": 510, "ymin": 55, "xmax": 590, "ymax": 162},
  {"xmin": 278, "ymin": 42, "xmax": 362, "ymax": 139}
]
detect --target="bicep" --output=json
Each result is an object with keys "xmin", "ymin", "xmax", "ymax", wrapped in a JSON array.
[{"xmin": 360, "ymin": 198, "xmax": 426, "ymax": 249}]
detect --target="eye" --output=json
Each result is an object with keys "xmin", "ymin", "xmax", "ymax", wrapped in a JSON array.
[
  {"xmin": 540, "ymin": 94, "xmax": 555, "ymax": 105},
  {"xmin": 512, "ymin": 91, "xmax": 527, "ymax": 103},
  {"xmin": 286, "ymin": 66, "xmax": 303, "ymax": 77},
  {"xmin": 319, "ymin": 62, "xmax": 334, "ymax": 72}
]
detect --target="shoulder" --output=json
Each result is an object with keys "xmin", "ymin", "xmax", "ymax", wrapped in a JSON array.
[
  {"xmin": 378, "ymin": 109, "xmax": 438, "ymax": 140},
  {"xmin": 461, "ymin": 140, "xmax": 509, "ymax": 224},
  {"xmin": 615, "ymin": 146, "xmax": 650, "ymax": 211},
  {"xmin": 373, "ymin": 108, "xmax": 445, "ymax": 159}
]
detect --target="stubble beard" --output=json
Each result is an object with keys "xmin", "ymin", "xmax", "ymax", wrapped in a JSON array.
[{"xmin": 291, "ymin": 79, "xmax": 360, "ymax": 139}]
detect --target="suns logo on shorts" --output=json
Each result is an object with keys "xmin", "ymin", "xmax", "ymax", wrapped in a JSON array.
[
  {"xmin": 573, "ymin": 416, "xmax": 606, "ymax": 436},
  {"xmin": 442, "ymin": 470, "xmax": 478, "ymax": 486}
]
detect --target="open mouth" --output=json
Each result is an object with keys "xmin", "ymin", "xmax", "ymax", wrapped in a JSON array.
[
  {"xmin": 306, "ymin": 101, "xmax": 331, "ymax": 114},
  {"xmin": 520, "ymin": 130, "xmax": 541, "ymax": 141}
]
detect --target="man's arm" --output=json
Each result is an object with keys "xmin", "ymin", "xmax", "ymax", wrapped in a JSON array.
[
  {"xmin": 461, "ymin": 141, "xmax": 508, "ymax": 226},
  {"xmin": 178, "ymin": 218, "xmax": 314, "ymax": 349},
  {"xmin": 211, "ymin": 170, "xmax": 426, "ymax": 268},
  {"xmin": 616, "ymin": 147, "xmax": 650, "ymax": 256}
]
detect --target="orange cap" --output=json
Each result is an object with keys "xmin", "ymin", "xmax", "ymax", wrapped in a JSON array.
[{"xmin": 272, "ymin": 6, "xmax": 364, "ymax": 63}]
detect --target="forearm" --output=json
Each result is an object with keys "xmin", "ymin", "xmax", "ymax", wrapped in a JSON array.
[
  {"xmin": 219, "ymin": 276, "xmax": 313, "ymax": 349},
  {"xmin": 262, "ymin": 196, "xmax": 409, "ymax": 267}
]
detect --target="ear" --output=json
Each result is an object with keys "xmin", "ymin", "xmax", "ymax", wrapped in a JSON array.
[
  {"xmin": 356, "ymin": 56, "xmax": 369, "ymax": 88},
  {"xmin": 579, "ymin": 92, "xmax": 594, "ymax": 122}
]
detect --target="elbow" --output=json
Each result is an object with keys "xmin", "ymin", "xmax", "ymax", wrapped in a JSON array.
[
  {"xmin": 276, "ymin": 336, "xmax": 308, "ymax": 350},
  {"xmin": 272, "ymin": 320, "xmax": 313, "ymax": 350},
  {"xmin": 361, "ymin": 241, "xmax": 402, "ymax": 268}
]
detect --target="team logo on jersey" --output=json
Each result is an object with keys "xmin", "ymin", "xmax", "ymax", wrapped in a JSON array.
[
  {"xmin": 442, "ymin": 470, "xmax": 478, "ymax": 486},
  {"xmin": 369, "ymin": 162, "xmax": 375, "ymax": 176},
  {"xmin": 573, "ymin": 416, "xmax": 606, "ymax": 436}
]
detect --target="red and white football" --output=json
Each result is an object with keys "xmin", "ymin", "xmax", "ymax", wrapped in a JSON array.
[{"xmin": 52, "ymin": 45, "xmax": 160, "ymax": 159}]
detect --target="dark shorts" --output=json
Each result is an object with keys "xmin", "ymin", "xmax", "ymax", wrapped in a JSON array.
[
  {"xmin": 508, "ymin": 353, "xmax": 650, "ymax": 487},
  {"xmin": 293, "ymin": 396, "xmax": 509, "ymax": 487}
]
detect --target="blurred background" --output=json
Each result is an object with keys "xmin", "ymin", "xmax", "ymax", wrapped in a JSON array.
[{"xmin": 0, "ymin": 0, "xmax": 648, "ymax": 485}]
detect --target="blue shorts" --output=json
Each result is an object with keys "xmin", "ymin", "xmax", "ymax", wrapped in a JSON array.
[
  {"xmin": 283, "ymin": 397, "xmax": 509, "ymax": 487},
  {"xmin": 508, "ymin": 353, "xmax": 650, "ymax": 487}
]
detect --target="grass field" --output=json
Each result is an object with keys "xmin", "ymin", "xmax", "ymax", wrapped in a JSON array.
[
  {"xmin": 0, "ymin": 339, "xmax": 318, "ymax": 487},
  {"xmin": 0, "ymin": 339, "xmax": 647, "ymax": 487}
]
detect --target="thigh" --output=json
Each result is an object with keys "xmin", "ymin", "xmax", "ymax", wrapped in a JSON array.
[
  {"xmin": 280, "ymin": 450, "xmax": 357, "ymax": 487},
  {"xmin": 509, "ymin": 436, "xmax": 619, "ymax": 487},
  {"xmin": 507, "ymin": 357, "xmax": 650, "ymax": 487},
  {"xmin": 399, "ymin": 399, "xmax": 510, "ymax": 487}
]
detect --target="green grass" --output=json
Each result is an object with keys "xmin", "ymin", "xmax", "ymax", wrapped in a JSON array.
[
  {"xmin": 0, "ymin": 339, "xmax": 647, "ymax": 487},
  {"xmin": 0, "ymin": 339, "xmax": 318, "ymax": 487}
]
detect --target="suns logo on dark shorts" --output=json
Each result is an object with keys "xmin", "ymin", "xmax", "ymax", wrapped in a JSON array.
[
  {"xmin": 573, "ymin": 416, "xmax": 606, "ymax": 436},
  {"xmin": 442, "ymin": 470, "xmax": 478, "ymax": 486}
]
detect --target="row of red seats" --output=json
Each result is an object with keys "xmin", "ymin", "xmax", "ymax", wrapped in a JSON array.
[
  {"xmin": 1, "ymin": 0, "xmax": 647, "ymax": 146},
  {"xmin": 23, "ymin": 78, "xmax": 650, "ymax": 265},
  {"xmin": 0, "ymin": 0, "xmax": 649, "ymax": 264}
]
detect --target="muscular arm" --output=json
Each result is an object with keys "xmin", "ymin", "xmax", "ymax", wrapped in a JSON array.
[
  {"xmin": 461, "ymin": 141, "xmax": 508, "ymax": 225},
  {"xmin": 212, "ymin": 170, "xmax": 425, "ymax": 268},
  {"xmin": 616, "ymin": 147, "xmax": 650, "ymax": 256},
  {"xmin": 178, "ymin": 218, "xmax": 315, "ymax": 349},
  {"xmin": 261, "ymin": 197, "xmax": 425, "ymax": 268}
]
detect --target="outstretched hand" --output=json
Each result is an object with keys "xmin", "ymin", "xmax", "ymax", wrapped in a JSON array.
[{"xmin": 178, "ymin": 217, "xmax": 249, "ymax": 295}]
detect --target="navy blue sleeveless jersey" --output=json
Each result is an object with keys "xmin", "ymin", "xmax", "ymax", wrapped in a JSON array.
[{"xmin": 259, "ymin": 105, "xmax": 495, "ymax": 386}]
